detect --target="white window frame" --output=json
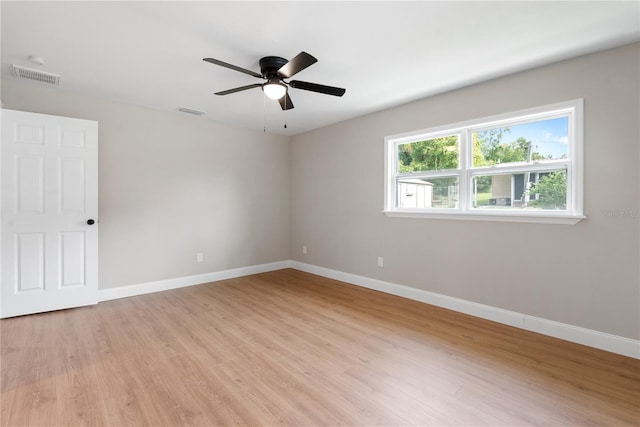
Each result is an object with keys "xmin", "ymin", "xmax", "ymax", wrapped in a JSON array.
[{"xmin": 383, "ymin": 99, "xmax": 585, "ymax": 224}]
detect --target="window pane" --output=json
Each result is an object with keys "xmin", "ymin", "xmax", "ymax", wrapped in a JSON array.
[
  {"xmin": 397, "ymin": 135, "xmax": 459, "ymax": 173},
  {"xmin": 398, "ymin": 177, "xmax": 459, "ymax": 209},
  {"xmin": 471, "ymin": 169, "xmax": 567, "ymax": 210},
  {"xmin": 472, "ymin": 117, "xmax": 568, "ymax": 167}
]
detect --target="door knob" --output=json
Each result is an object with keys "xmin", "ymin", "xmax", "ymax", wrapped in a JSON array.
[{"xmin": 87, "ymin": 219, "xmax": 95, "ymax": 225}]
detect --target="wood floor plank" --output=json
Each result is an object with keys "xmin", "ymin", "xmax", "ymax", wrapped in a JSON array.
[{"xmin": 2, "ymin": 268, "xmax": 639, "ymax": 426}]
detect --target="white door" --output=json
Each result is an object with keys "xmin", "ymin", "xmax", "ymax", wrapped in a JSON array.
[{"xmin": 1, "ymin": 109, "xmax": 98, "ymax": 318}]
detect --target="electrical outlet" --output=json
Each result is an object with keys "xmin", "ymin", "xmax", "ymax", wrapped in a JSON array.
[
  {"xmin": 196, "ymin": 252, "xmax": 204, "ymax": 263},
  {"xmin": 303, "ymin": 245, "xmax": 307, "ymax": 255},
  {"xmin": 377, "ymin": 257, "xmax": 384, "ymax": 267}
]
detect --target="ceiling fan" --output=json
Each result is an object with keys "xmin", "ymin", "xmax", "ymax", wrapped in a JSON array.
[{"xmin": 203, "ymin": 51, "xmax": 345, "ymax": 110}]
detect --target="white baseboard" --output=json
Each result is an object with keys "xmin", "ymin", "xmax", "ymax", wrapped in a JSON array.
[
  {"xmin": 289, "ymin": 261, "xmax": 640, "ymax": 359},
  {"xmin": 98, "ymin": 260, "xmax": 290, "ymax": 302},
  {"xmin": 97, "ymin": 259, "xmax": 639, "ymax": 359}
]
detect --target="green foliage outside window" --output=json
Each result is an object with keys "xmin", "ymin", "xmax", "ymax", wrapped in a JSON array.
[
  {"xmin": 398, "ymin": 129, "xmax": 547, "ymax": 173},
  {"xmin": 473, "ymin": 128, "xmax": 547, "ymax": 166},
  {"xmin": 397, "ymin": 136, "xmax": 458, "ymax": 173},
  {"xmin": 530, "ymin": 171, "xmax": 567, "ymax": 209}
]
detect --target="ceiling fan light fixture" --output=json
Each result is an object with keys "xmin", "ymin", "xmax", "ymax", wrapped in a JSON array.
[{"xmin": 262, "ymin": 80, "xmax": 287, "ymax": 100}]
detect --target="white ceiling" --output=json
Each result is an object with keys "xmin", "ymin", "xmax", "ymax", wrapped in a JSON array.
[{"xmin": 2, "ymin": 1, "xmax": 639, "ymax": 136}]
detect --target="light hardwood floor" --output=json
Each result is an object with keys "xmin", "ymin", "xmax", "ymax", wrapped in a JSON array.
[{"xmin": 1, "ymin": 269, "xmax": 639, "ymax": 426}]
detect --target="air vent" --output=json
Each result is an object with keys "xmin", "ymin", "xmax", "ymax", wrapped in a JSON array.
[
  {"xmin": 178, "ymin": 107, "xmax": 205, "ymax": 116},
  {"xmin": 12, "ymin": 64, "xmax": 60, "ymax": 85}
]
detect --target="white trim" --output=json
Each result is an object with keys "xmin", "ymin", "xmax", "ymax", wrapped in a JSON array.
[
  {"xmin": 98, "ymin": 261, "xmax": 290, "ymax": 302},
  {"xmin": 383, "ymin": 210, "xmax": 585, "ymax": 224},
  {"xmin": 289, "ymin": 261, "xmax": 640, "ymax": 359}
]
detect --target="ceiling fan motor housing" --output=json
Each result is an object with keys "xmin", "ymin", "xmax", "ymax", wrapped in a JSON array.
[{"xmin": 259, "ymin": 56, "xmax": 288, "ymax": 78}]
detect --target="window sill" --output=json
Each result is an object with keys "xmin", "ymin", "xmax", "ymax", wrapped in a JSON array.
[{"xmin": 382, "ymin": 210, "xmax": 585, "ymax": 225}]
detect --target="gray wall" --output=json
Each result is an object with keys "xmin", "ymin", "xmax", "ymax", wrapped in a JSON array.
[
  {"xmin": 1, "ymin": 80, "xmax": 291, "ymax": 289},
  {"xmin": 290, "ymin": 43, "xmax": 640, "ymax": 340}
]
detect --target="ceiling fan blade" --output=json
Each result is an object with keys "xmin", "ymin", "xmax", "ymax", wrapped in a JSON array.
[
  {"xmin": 277, "ymin": 52, "xmax": 317, "ymax": 78},
  {"xmin": 203, "ymin": 58, "xmax": 263, "ymax": 79},
  {"xmin": 278, "ymin": 93, "xmax": 295, "ymax": 110},
  {"xmin": 215, "ymin": 83, "xmax": 262, "ymax": 95},
  {"xmin": 289, "ymin": 80, "xmax": 346, "ymax": 97}
]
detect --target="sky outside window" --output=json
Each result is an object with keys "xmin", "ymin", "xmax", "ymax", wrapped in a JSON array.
[{"xmin": 509, "ymin": 117, "xmax": 569, "ymax": 159}]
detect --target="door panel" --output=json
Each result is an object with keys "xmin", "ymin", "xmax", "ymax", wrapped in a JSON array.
[
  {"xmin": 17, "ymin": 156, "xmax": 45, "ymax": 213},
  {"xmin": 60, "ymin": 128, "xmax": 86, "ymax": 148},
  {"xmin": 60, "ymin": 158, "xmax": 85, "ymax": 213},
  {"xmin": 16, "ymin": 232, "xmax": 45, "ymax": 292},
  {"xmin": 1, "ymin": 109, "xmax": 98, "ymax": 318},
  {"xmin": 16, "ymin": 122, "xmax": 44, "ymax": 144},
  {"xmin": 60, "ymin": 231, "xmax": 86, "ymax": 287}
]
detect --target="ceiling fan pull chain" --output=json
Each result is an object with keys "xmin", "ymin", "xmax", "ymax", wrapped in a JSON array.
[
  {"xmin": 284, "ymin": 92, "xmax": 288, "ymax": 129},
  {"xmin": 263, "ymin": 91, "xmax": 266, "ymax": 132}
]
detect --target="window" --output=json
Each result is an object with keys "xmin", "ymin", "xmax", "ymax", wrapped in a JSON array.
[{"xmin": 384, "ymin": 99, "xmax": 584, "ymax": 224}]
